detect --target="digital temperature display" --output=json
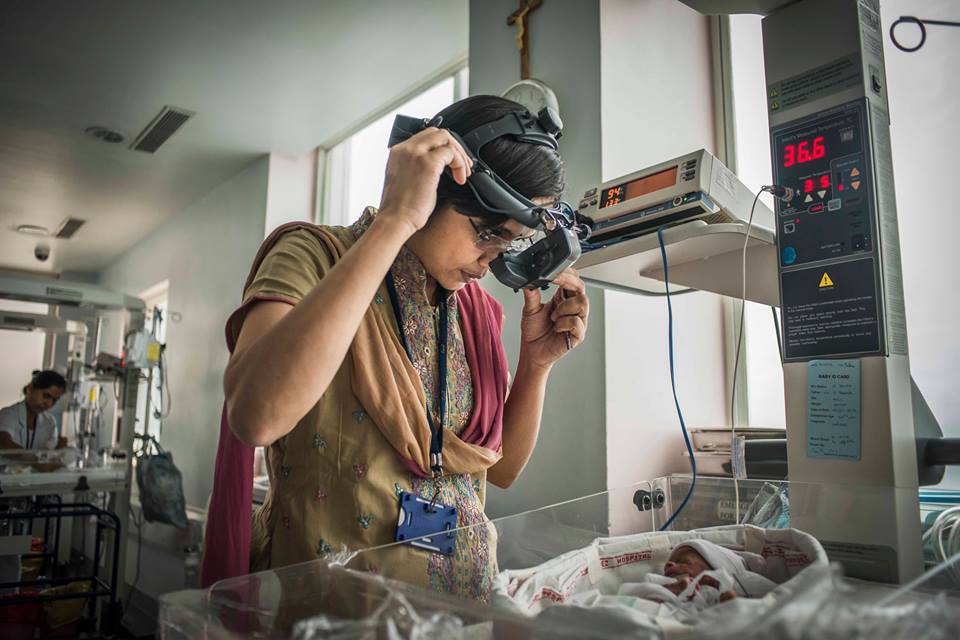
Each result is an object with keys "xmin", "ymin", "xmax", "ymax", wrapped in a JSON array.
[
  {"xmin": 802, "ymin": 173, "xmax": 831, "ymax": 193},
  {"xmin": 599, "ymin": 166, "xmax": 678, "ymax": 209},
  {"xmin": 782, "ymin": 135, "xmax": 825, "ymax": 168}
]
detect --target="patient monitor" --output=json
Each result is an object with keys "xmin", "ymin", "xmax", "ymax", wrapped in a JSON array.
[
  {"xmin": 576, "ymin": 151, "xmax": 779, "ymax": 304},
  {"xmin": 577, "ymin": 149, "xmax": 774, "ymax": 247}
]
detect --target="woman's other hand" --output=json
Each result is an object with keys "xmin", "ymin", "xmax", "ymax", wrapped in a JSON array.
[
  {"xmin": 519, "ymin": 268, "xmax": 589, "ymax": 370},
  {"xmin": 377, "ymin": 128, "xmax": 473, "ymax": 236}
]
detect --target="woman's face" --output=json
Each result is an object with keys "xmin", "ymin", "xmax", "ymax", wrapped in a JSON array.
[
  {"xmin": 407, "ymin": 201, "xmax": 548, "ymax": 293},
  {"xmin": 24, "ymin": 384, "xmax": 64, "ymax": 414}
]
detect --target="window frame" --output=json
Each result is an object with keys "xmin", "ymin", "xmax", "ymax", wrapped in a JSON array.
[
  {"xmin": 711, "ymin": 15, "xmax": 752, "ymax": 429},
  {"xmin": 714, "ymin": 11, "xmax": 803, "ymax": 432}
]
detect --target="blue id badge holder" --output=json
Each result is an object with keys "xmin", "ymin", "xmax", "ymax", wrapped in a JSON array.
[{"xmin": 395, "ymin": 491, "xmax": 457, "ymax": 555}]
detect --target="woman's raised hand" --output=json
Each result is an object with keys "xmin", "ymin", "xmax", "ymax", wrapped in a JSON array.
[
  {"xmin": 377, "ymin": 127, "xmax": 473, "ymax": 236},
  {"xmin": 518, "ymin": 268, "xmax": 590, "ymax": 369}
]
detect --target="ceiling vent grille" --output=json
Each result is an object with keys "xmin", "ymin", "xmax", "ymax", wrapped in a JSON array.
[
  {"xmin": 130, "ymin": 105, "xmax": 194, "ymax": 153},
  {"xmin": 54, "ymin": 217, "xmax": 86, "ymax": 239}
]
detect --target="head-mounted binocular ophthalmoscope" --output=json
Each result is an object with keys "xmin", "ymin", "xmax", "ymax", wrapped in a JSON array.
[{"xmin": 388, "ymin": 106, "xmax": 591, "ymax": 290}]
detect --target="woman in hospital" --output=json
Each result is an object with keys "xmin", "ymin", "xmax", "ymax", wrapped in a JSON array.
[
  {"xmin": 0, "ymin": 370, "xmax": 67, "ymax": 451},
  {"xmin": 202, "ymin": 95, "xmax": 589, "ymax": 600}
]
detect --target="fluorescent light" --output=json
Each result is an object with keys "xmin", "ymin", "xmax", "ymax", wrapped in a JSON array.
[{"xmin": 15, "ymin": 224, "xmax": 49, "ymax": 236}]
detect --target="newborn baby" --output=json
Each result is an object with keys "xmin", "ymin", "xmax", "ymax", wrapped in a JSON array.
[
  {"xmin": 528, "ymin": 538, "xmax": 784, "ymax": 627},
  {"xmin": 661, "ymin": 540, "xmax": 753, "ymax": 601},
  {"xmin": 618, "ymin": 539, "xmax": 779, "ymax": 610}
]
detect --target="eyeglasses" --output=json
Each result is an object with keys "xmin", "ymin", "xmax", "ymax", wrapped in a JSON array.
[{"xmin": 469, "ymin": 219, "xmax": 537, "ymax": 253}]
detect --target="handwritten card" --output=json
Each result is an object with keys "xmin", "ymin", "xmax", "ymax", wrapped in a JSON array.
[{"xmin": 807, "ymin": 359, "xmax": 861, "ymax": 460}]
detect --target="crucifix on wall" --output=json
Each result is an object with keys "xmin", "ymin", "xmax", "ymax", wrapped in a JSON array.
[{"xmin": 507, "ymin": 0, "xmax": 543, "ymax": 80}]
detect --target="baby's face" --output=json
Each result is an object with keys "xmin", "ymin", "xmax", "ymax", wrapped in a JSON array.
[{"xmin": 663, "ymin": 547, "xmax": 711, "ymax": 578}]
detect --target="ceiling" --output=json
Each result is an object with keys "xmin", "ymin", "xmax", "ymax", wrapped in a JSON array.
[
  {"xmin": 676, "ymin": 0, "xmax": 798, "ymax": 14},
  {"xmin": 0, "ymin": 0, "xmax": 467, "ymax": 274}
]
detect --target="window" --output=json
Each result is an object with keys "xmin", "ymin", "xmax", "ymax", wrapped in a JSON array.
[
  {"xmin": 727, "ymin": 15, "xmax": 786, "ymax": 428},
  {"xmin": 321, "ymin": 67, "xmax": 468, "ymax": 227},
  {"xmin": 136, "ymin": 280, "xmax": 169, "ymax": 441},
  {"xmin": 0, "ymin": 300, "xmax": 48, "ymax": 409}
]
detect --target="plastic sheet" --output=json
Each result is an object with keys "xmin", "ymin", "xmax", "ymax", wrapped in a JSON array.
[
  {"xmin": 290, "ymin": 592, "xmax": 465, "ymax": 640},
  {"xmin": 158, "ymin": 564, "xmax": 623, "ymax": 639},
  {"xmin": 686, "ymin": 558, "xmax": 960, "ymax": 640},
  {"xmin": 491, "ymin": 524, "xmax": 826, "ymax": 637},
  {"xmin": 739, "ymin": 482, "xmax": 790, "ymax": 529},
  {"xmin": 158, "ymin": 477, "xmax": 960, "ymax": 639}
]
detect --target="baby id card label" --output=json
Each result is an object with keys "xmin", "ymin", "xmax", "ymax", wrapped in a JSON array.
[{"xmin": 807, "ymin": 359, "xmax": 861, "ymax": 460}]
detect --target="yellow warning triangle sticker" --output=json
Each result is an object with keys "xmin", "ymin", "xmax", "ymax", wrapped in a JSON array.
[{"xmin": 819, "ymin": 272, "xmax": 834, "ymax": 288}]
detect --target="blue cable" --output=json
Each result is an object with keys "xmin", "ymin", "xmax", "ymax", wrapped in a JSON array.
[{"xmin": 656, "ymin": 225, "xmax": 697, "ymax": 531}]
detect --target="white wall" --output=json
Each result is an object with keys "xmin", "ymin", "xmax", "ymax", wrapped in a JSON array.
[
  {"xmin": 601, "ymin": 0, "xmax": 728, "ymax": 499},
  {"xmin": 0, "ymin": 300, "xmax": 48, "ymax": 409},
  {"xmin": 468, "ymin": 0, "xmax": 731, "ymax": 524},
  {"xmin": 265, "ymin": 152, "xmax": 317, "ymax": 236},
  {"xmin": 99, "ymin": 156, "xmax": 269, "ymax": 508},
  {"xmin": 469, "ymin": 0, "xmax": 608, "ymax": 520},
  {"xmin": 881, "ymin": 0, "xmax": 960, "ymax": 486}
]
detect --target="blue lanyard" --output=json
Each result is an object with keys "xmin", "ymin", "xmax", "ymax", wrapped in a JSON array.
[{"xmin": 384, "ymin": 271, "xmax": 448, "ymax": 475}]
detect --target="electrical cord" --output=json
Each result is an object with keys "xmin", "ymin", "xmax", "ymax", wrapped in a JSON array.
[
  {"xmin": 122, "ymin": 506, "xmax": 145, "ymax": 627},
  {"xmin": 730, "ymin": 185, "xmax": 793, "ymax": 521},
  {"xmin": 922, "ymin": 506, "xmax": 960, "ymax": 584},
  {"xmin": 162, "ymin": 347, "xmax": 171, "ymax": 419},
  {"xmin": 154, "ymin": 347, "xmax": 172, "ymax": 422},
  {"xmin": 150, "ymin": 365, "xmax": 162, "ymax": 422},
  {"xmin": 730, "ymin": 188, "xmax": 763, "ymax": 521},
  {"xmin": 155, "ymin": 311, "xmax": 172, "ymax": 423},
  {"xmin": 656, "ymin": 225, "xmax": 696, "ymax": 532},
  {"xmin": 730, "ymin": 189, "xmax": 764, "ymax": 431},
  {"xmin": 123, "ymin": 436, "xmax": 158, "ymax": 623}
]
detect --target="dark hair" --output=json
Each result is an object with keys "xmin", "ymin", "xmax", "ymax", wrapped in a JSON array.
[
  {"xmin": 431, "ymin": 95, "xmax": 566, "ymax": 227},
  {"xmin": 26, "ymin": 370, "xmax": 67, "ymax": 392}
]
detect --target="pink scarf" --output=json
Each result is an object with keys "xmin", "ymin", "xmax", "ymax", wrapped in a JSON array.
[{"xmin": 201, "ymin": 222, "xmax": 508, "ymax": 587}]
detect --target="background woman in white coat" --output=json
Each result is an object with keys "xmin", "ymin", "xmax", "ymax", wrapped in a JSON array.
[{"xmin": 0, "ymin": 369, "xmax": 67, "ymax": 450}]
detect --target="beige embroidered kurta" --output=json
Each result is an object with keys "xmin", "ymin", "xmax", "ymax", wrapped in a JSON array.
[{"xmin": 243, "ymin": 209, "xmax": 498, "ymax": 600}]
